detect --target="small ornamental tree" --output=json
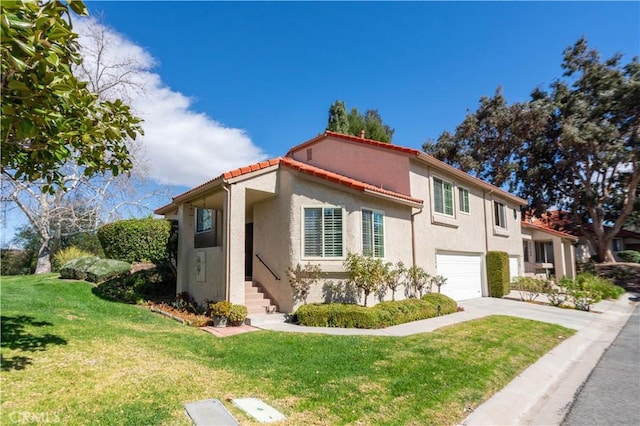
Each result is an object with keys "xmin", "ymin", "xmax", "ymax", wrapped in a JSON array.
[
  {"xmin": 431, "ymin": 275, "xmax": 448, "ymax": 294},
  {"xmin": 344, "ymin": 252, "xmax": 386, "ymax": 307},
  {"xmin": 384, "ymin": 261, "xmax": 406, "ymax": 301},
  {"xmin": 406, "ymin": 265, "xmax": 431, "ymax": 298},
  {"xmin": 287, "ymin": 262, "xmax": 321, "ymax": 305}
]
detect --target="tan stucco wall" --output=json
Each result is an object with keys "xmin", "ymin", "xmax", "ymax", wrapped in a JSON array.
[
  {"xmin": 174, "ymin": 204, "xmax": 226, "ymax": 304},
  {"xmin": 184, "ymin": 247, "xmax": 225, "ymax": 303},
  {"xmin": 290, "ymin": 136, "xmax": 412, "ymax": 195},
  {"xmin": 260, "ymin": 169, "xmax": 415, "ymax": 312},
  {"xmin": 521, "ymin": 227, "xmax": 576, "ymax": 279}
]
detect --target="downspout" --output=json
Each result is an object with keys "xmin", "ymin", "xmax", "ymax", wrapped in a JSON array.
[
  {"xmin": 411, "ymin": 206, "xmax": 423, "ymax": 267},
  {"xmin": 222, "ymin": 183, "xmax": 231, "ymax": 302}
]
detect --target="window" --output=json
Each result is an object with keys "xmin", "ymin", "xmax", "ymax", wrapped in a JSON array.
[
  {"xmin": 458, "ymin": 187, "xmax": 470, "ymax": 213},
  {"xmin": 362, "ymin": 209, "xmax": 384, "ymax": 257},
  {"xmin": 196, "ymin": 208, "xmax": 213, "ymax": 233},
  {"xmin": 304, "ymin": 207, "xmax": 343, "ymax": 258},
  {"xmin": 612, "ymin": 239, "xmax": 623, "ymax": 252},
  {"xmin": 433, "ymin": 177, "xmax": 454, "ymax": 216},
  {"xmin": 494, "ymin": 201, "xmax": 507, "ymax": 229},
  {"xmin": 523, "ymin": 241, "xmax": 530, "ymax": 262},
  {"xmin": 535, "ymin": 241, "xmax": 554, "ymax": 263}
]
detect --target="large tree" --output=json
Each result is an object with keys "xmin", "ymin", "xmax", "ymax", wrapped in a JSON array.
[
  {"xmin": 423, "ymin": 38, "xmax": 639, "ymax": 262},
  {"xmin": 1, "ymin": 0, "xmax": 142, "ymax": 192},
  {"xmin": 1, "ymin": 2, "xmax": 151, "ymax": 273},
  {"xmin": 326, "ymin": 100, "xmax": 395, "ymax": 143}
]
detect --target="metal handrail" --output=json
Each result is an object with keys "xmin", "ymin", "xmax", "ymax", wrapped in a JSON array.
[{"xmin": 256, "ymin": 253, "xmax": 280, "ymax": 281}]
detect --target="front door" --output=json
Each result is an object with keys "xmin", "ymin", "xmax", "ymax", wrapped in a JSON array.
[{"xmin": 245, "ymin": 223, "xmax": 253, "ymax": 279}]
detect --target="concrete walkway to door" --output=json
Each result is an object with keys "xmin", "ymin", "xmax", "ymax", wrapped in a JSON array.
[{"xmin": 252, "ymin": 294, "xmax": 638, "ymax": 425}]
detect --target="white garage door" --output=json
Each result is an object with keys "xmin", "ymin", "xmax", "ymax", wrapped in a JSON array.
[
  {"xmin": 436, "ymin": 252, "xmax": 482, "ymax": 301},
  {"xmin": 509, "ymin": 257, "xmax": 520, "ymax": 283}
]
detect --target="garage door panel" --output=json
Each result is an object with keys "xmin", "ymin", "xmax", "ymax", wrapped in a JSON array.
[{"xmin": 436, "ymin": 253, "xmax": 482, "ymax": 301}]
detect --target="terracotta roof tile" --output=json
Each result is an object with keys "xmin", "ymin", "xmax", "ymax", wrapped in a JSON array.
[
  {"xmin": 286, "ymin": 131, "xmax": 421, "ymax": 158},
  {"xmin": 521, "ymin": 221, "xmax": 579, "ymax": 241}
]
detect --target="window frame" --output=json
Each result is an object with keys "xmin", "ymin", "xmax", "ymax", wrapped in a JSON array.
[
  {"xmin": 433, "ymin": 176, "xmax": 455, "ymax": 217},
  {"xmin": 612, "ymin": 238, "xmax": 623, "ymax": 252},
  {"xmin": 493, "ymin": 201, "xmax": 507, "ymax": 230},
  {"xmin": 458, "ymin": 186, "xmax": 470, "ymax": 214},
  {"xmin": 302, "ymin": 206, "xmax": 345, "ymax": 259},
  {"xmin": 195, "ymin": 208, "xmax": 213, "ymax": 234},
  {"xmin": 361, "ymin": 208, "xmax": 385, "ymax": 258}
]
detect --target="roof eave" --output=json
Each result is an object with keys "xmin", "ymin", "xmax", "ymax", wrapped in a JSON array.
[{"xmin": 415, "ymin": 153, "xmax": 527, "ymax": 206}]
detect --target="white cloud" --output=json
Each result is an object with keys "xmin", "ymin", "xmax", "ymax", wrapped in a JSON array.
[{"xmin": 74, "ymin": 18, "xmax": 265, "ymax": 188}]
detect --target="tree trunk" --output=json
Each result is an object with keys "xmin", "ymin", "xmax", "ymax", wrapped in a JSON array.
[
  {"xmin": 34, "ymin": 242, "xmax": 52, "ymax": 274},
  {"xmin": 597, "ymin": 241, "xmax": 616, "ymax": 263}
]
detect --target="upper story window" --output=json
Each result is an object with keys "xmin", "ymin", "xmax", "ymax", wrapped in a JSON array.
[
  {"xmin": 362, "ymin": 209, "xmax": 384, "ymax": 258},
  {"xmin": 196, "ymin": 208, "xmax": 213, "ymax": 233},
  {"xmin": 433, "ymin": 177, "xmax": 454, "ymax": 216},
  {"xmin": 303, "ymin": 207, "xmax": 344, "ymax": 258},
  {"xmin": 458, "ymin": 187, "xmax": 470, "ymax": 214},
  {"xmin": 494, "ymin": 201, "xmax": 507, "ymax": 229}
]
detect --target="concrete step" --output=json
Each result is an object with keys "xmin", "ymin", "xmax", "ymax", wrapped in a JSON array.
[
  {"xmin": 244, "ymin": 280, "xmax": 278, "ymax": 315},
  {"xmin": 246, "ymin": 304, "xmax": 278, "ymax": 315},
  {"xmin": 246, "ymin": 313, "xmax": 287, "ymax": 327}
]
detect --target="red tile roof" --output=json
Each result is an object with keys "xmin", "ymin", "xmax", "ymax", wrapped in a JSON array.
[
  {"xmin": 286, "ymin": 131, "xmax": 526, "ymax": 205},
  {"xmin": 521, "ymin": 221, "xmax": 579, "ymax": 241},
  {"xmin": 223, "ymin": 159, "xmax": 280, "ymax": 179},
  {"xmin": 286, "ymin": 131, "xmax": 421, "ymax": 158},
  {"xmin": 155, "ymin": 156, "xmax": 423, "ymax": 214}
]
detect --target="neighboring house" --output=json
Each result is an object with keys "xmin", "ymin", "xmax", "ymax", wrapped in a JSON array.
[
  {"xmin": 528, "ymin": 211, "xmax": 640, "ymax": 263},
  {"xmin": 155, "ymin": 131, "xmax": 526, "ymax": 314},
  {"xmin": 520, "ymin": 220, "xmax": 578, "ymax": 279}
]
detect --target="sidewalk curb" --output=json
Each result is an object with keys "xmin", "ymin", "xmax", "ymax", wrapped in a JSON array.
[{"xmin": 462, "ymin": 296, "xmax": 637, "ymax": 425}]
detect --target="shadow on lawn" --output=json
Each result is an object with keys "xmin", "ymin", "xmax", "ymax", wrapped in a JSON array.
[{"xmin": 1, "ymin": 315, "xmax": 67, "ymax": 371}]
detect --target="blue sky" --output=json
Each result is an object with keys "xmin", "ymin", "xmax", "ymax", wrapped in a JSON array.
[
  {"xmin": 88, "ymin": 0, "xmax": 639, "ymax": 157},
  {"xmin": 2, "ymin": 1, "xmax": 639, "ymax": 246}
]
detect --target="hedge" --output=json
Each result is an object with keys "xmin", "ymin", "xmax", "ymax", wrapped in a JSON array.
[
  {"xmin": 97, "ymin": 218, "xmax": 173, "ymax": 264},
  {"xmin": 60, "ymin": 257, "xmax": 131, "ymax": 283},
  {"xmin": 617, "ymin": 250, "xmax": 640, "ymax": 263},
  {"xmin": 421, "ymin": 293, "xmax": 458, "ymax": 314},
  {"xmin": 294, "ymin": 294, "xmax": 458, "ymax": 329},
  {"xmin": 486, "ymin": 251, "xmax": 509, "ymax": 298}
]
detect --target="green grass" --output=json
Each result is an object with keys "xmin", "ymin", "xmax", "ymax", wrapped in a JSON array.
[{"xmin": 1, "ymin": 274, "xmax": 575, "ymax": 425}]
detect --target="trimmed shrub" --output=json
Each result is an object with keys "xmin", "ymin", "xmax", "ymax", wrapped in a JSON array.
[
  {"xmin": 617, "ymin": 250, "xmax": 640, "ymax": 263},
  {"xmin": 97, "ymin": 218, "xmax": 173, "ymax": 264},
  {"xmin": 294, "ymin": 296, "xmax": 457, "ymax": 329},
  {"xmin": 60, "ymin": 256, "xmax": 100, "ymax": 280},
  {"xmin": 52, "ymin": 246, "xmax": 93, "ymax": 271},
  {"xmin": 93, "ymin": 265, "xmax": 176, "ymax": 304},
  {"xmin": 487, "ymin": 251, "xmax": 510, "ymax": 298},
  {"xmin": 421, "ymin": 293, "xmax": 457, "ymax": 314},
  {"xmin": 574, "ymin": 272, "xmax": 624, "ymax": 301},
  {"xmin": 228, "ymin": 305, "xmax": 248, "ymax": 326},
  {"xmin": 86, "ymin": 259, "xmax": 132, "ymax": 283},
  {"xmin": 60, "ymin": 257, "xmax": 131, "ymax": 283}
]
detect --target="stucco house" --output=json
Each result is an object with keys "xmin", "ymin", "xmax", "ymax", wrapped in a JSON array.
[
  {"xmin": 520, "ymin": 219, "xmax": 578, "ymax": 279},
  {"xmin": 155, "ymin": 131, "xmax": 527, "ymax": 315},
  {"xmin": 525, "ymin": 210, "xmax": 640, "ymax": 265}
]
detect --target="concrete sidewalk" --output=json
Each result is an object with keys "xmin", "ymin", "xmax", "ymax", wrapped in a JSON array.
[{"xmin": 253, "ymin": 293, "xmax": 638, "ymax": 425}]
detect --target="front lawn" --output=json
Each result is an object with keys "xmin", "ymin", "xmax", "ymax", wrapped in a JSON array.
[{"xmin": 1, "ymin": 274, "xmax": 574, "ymax": 425}]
